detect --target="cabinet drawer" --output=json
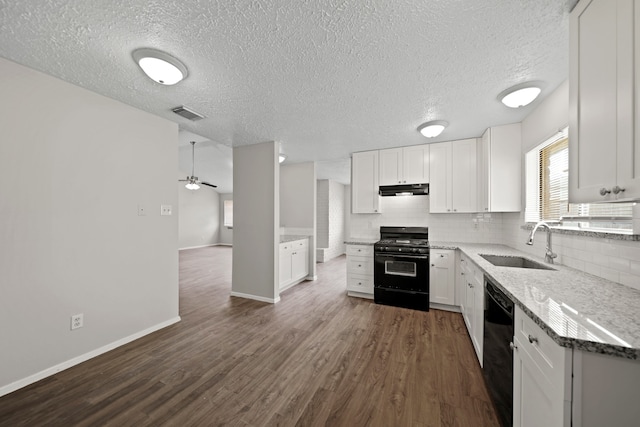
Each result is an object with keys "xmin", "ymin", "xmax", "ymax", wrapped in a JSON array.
[
  {"xmin": 515, "ymin": 307, "xmax": 568, "ymax": 390},
  {"xmin": 347, "ymin": 258, "xmax": 373, "ymax": 275},
  {"xmin": 280, "ymin": 243, "xmax": 292, "ymax": 253},
  {"xmin": 347, "ymin": 274, "xmax": 374, "ymax": 293},
  {"xmin": 347, "ymin": 245, "xmax": 374, "ymax": 257},
  {"xmin": 293, "ymin": 239, "xmax": 308, "ymax": 250}
]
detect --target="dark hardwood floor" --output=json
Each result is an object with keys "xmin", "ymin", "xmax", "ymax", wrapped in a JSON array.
[{"xmin": 0, "ymin": 246, "xmax": 499, "ymax": 426}]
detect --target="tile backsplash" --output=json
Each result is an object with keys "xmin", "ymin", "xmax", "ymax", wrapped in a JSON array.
[
  {"xmin": 347, "ymin": 194, "xmax": 503, "ymax": 244},
  {"xmin": 502, "ymin": 213, "xmax": 640, "ymax": 291},
  {"xmin": 345, "ymin": 192, "xmax": 640, "ymax": 290}
]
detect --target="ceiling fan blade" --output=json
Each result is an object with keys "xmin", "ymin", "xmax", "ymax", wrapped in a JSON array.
[{"xmin": 201, "ymin": 182, "xmax": 217, "ymax": 188}]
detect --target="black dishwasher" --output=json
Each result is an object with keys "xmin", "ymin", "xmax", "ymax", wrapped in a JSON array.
[{"xmin": 483, "ymin": 277, "xmax": 514, "ymax": 427}]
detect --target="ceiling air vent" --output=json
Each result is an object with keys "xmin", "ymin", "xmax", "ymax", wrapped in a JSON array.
[{"xmin": 171, "ymin": 105, "xmax": 205, "ymax": 121}]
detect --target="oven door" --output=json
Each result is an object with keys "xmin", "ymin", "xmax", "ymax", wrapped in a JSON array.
[{"xmin": 374, "ymin": 253, "xmax": 429, "ymax": 291}]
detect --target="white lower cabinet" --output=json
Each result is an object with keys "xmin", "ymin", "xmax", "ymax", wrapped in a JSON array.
[
  {"xmin": 514, "ymin": 304, "xmax": 640, "ymax": 426},
  {"xmin": 346, "ymin": 244, "xmax": 374, "ymax": 298},
  {"xmin": 279, "ymin": 238, "xmax": 309, "ymax": 291},
  {"xmin": 429, "ymin": 249, "xmax": 455, "ymax": 306},
  {"xmin": 513, "ymin": 306, "xmax": 571, "ymax": 427},
  {"xmin": 457, "ymin": 251, "xmax": 484, "ymax": 365}
]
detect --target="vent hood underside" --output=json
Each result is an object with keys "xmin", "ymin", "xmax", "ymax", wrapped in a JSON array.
[{"xmin": 379, "ymin": 183, "xmax": 429, "ymax": 196}]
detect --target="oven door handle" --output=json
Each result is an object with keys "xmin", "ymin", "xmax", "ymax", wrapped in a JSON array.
[{"xmin": 375, "ymin": 254, "xmax": 429, "ymax": 261}]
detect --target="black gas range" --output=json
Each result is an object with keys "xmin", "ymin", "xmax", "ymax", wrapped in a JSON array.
[{"xmin": 373, "ymin": 226, "xmax": 430, "ymax": 311}]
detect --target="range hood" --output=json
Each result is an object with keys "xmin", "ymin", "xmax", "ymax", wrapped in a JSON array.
[{"xmin": 378, "ymin": 183, "xmax": 429, "ymax": 197}]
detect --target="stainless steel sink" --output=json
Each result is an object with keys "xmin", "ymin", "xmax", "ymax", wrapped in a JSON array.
[{"xmin": 479, "ymin": 254, "xmax": 556, "ymax": 271}]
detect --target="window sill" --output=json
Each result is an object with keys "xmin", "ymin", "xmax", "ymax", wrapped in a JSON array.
[{"xmin": 520, "ymin": 223, "xmax": 640, "ymax": 241}]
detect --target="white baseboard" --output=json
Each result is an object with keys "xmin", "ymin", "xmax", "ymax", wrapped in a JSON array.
[
  {"xmin": 429, "ymin": 302, "xmax": 461, "ymax": 313},
  {"xmin": 347, "ymin": 290, "xmax": 374, "ymax": 300},
  {"xmin": 179, "ymin": 243, "xmax": 232, "ymax": 250},
  {"xmin": 179, "ymin": 244, "xmax": 216, "ymax": 251},
  {"xmin": 0, "ymin": 316, "xmax": 181, "ymax": 398},
  {"xmin": 230, "ymin": 291, "xmax": 280, "ymax": 304}
]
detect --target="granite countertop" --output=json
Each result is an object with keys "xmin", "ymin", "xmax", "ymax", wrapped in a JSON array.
[
  {"xmin": 280, "ymin": 235, "xmax": 310, "ymax": 243},
  {"xmin": 344, "ymin": 238, "xmax": 378, "ymax": 246},
  {"xmin": 431, "ymin": 242, "xmax": 640, "ymax": 360}
]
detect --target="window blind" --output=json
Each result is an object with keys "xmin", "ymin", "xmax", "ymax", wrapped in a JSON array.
[
  {"xmin": 223, "ymin": 200, "xmax": 233, "ymax": 227},
  {"xmin": 540, "ymin": 137, "xmax": 569, "ymax": 221}
]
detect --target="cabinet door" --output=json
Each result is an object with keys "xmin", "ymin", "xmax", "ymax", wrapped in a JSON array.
[
  {"xmin": 279, "ymin": 244, "xmax": 292, "ymax": 286},
  {"xmin": 618, "ymin": 0, "xmax": 640, "ymax": 199},
  {"xmin": 569, "ymin": 0, "xmax": 625, "ymax": 203},
  {"xmin": 291, "ymin": 248, "xmax": 308, "ymax": 281},
  {"xmin": 451, "ymin": 139, "xmax": 478, "ymax": 213},
  {"xmin": 379, "ymin": 148, "xmax": 403, "ymax": 185},
  {"xmin": 463, "ymin": 281, "xmax": 474, "ymax": 334},
  {"xmin": 478, "ymin": 130, "xmax": 490, "ymax": 213},
  {"xmin": 472, "ymin": 276, "xmax": 484, "ymax": 365},
  {"xmin": 352, "ymin": 151, "xmax": 381, "ymax": 213},
  {"xmin": 429, "ymin": 142, "xmax": 451, "ymax": 213},
  {"xmin": 403, "ymin": 144, "xmax": 430, "ymax": 184},
  {"xmin": 513, "ymin": 338, "xmax": 566, "ymax": 427},
  {"xmin": 429, "ymin": 249, "xmax": 455, "ymax": 305},
  {"xmin": 480, "ymin": 124, "xmax": 522, "ymax": 212}
]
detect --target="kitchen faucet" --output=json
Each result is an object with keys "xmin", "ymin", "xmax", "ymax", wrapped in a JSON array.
[{"xmin": 526, "ymin": 221, "xmax": 557, "ymax": 264}]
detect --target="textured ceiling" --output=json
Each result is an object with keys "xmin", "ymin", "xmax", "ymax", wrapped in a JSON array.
[{"xmin": 0, "ymin": 0, "xmax": 578, "ymax": 192}]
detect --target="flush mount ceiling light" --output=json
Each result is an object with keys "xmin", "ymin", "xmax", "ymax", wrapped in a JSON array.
[
  {"xmin": 279, "ymin": 154, "xmax": 287, "ymax": 163},
  {"xmin": 418, "ymin": 120, "xmax": 448, "ymax": 138},
  {"xmin": 132, "ymin": 48, "xmax": 188, "ymax": 85},
  {"xmin": 499, "ymin": 82, "xmax": 542, "ymax": 108}
]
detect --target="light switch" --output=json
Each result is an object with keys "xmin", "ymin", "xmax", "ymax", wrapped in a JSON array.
[{"xmin": 161, "ymin": 205, "xmax": 172, "ymax": 216}]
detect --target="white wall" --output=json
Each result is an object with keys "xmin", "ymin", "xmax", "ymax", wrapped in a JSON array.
[
  {"xmin": 503, "ymin": 80, "xmax": 640, "ymax": 290},
  {"xmin": 316, "ymin": 179, "xmax": 346, "ymax": 262},
  {"xmin": 280, "ymin": 162, "xmax": 317, "ymax": 278},
  {"xmin": 178, "ymin": 185, "xmax": 220, "ymax": 249},
  {"xmin": 0, "ymin": 58, "xmax": 179, "ymax": 395},
  {"xmin": 219, "ymin": 193, "xmax": 233, "ymax": 245},
  {"xmin": 232, "ymin": 141, "xmax": 279, "ymax": 302}
]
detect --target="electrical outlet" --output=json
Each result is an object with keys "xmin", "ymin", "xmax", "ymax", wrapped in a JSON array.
[
  {"xmin": 161, "ymin": 204, "xmax": 172, "ymax": 216},
  {"xmin": 71, "ymin": 314, "xmax": 83, "ymax": 330}
]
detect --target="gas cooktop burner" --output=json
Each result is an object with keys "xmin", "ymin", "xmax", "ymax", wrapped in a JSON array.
[{"xmin": 376, "ymin": 238, "xmax": 429, "ymax": 247}]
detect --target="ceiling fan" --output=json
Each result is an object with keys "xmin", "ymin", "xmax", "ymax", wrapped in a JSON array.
[{"xmin": 179, "ymin": 141, "xmax": 217, "ymax": 190}]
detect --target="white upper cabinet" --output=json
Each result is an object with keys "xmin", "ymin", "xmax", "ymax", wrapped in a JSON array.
[
  {"xmin": 478, "ymin": 123, "xmax": 522, "ymax": 212},
  {"xmin": 430, "ymin": 139, "xmax": 478, "ymax": 213},
  {"xmin": 403, "ymin": 144, "xmax": 430, "ymax": 184},
  {"xmin": 569, "ymin": 0, "xmax": 640, "ymax": 202},
  {"xmin": 352, "ymin": 150, "xmax": 381, "ymax": 213},
  {"xmin": 379, "ymin": 145, "xmax": 430, "ymax": 186},
  {"xmin": 379, "ymin": 148, "xmax": 403, "ymax": 186}
]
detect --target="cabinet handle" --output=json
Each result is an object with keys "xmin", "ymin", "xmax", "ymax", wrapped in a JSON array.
[
  {"xmin": 453, "ymin": 209, "xmax": 457, "ymax": 212},
  {"xmin": 440, "ymin": 254, "xmax": 444, "ymax": 258},
  {"xmin": 403, "ymin": 180, "xmax": 406, "ymax": 183},
  {"xmin": 599, "ymin": 187, "xmax": 611, "ymax": 196},
  {"xmin": 528, "ymin": 335, "xmax": 538, "ymax": 344},
  {"xmin": 431, "ymin": 264, "xmax": 435, "ymax": 267},
  {"xmin": 358, "ymin": 264, "xmax": 362, "ymax": 267},
  {"xmin": 484, "ymin": 208, "xmax": 488, "ymax": 211},
  {"xmin": 509, "ymin": 342, "xmax": 517, "ymax": 351},
  {"xmin": 468, "ymin": 283, "xmax": 473, "ymax": 288},
  {"xmin": 447, "ymin": 209, "xmax": 451, "ymax": 212},
  {"xmin": 613, "ymin": 186, "xmax": 626, "ymax": 194}
]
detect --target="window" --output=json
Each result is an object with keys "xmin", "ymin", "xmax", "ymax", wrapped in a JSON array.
[
  {"xmin": 526, "ymin": 128, "xmax": 634, "ymax": 231},
  {"xmin": 223, "ymin": 199, "xmax": 233, "ymax": 228}
]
